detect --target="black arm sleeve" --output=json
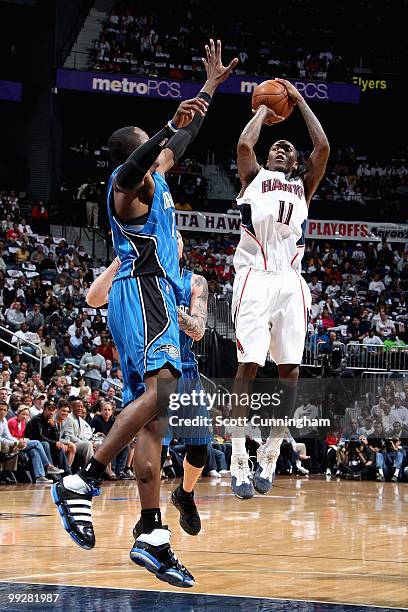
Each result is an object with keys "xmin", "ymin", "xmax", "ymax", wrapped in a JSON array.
[
  {"xmin": 115, "ymin": 124, "xmax": 175, "ymax": 192},
  {"xmin": 165, "ymin": 91, "xmax": 212, "ymax": 161}
]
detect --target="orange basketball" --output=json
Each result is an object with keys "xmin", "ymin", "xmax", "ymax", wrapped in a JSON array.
[{"xmin": 252, "ymin": 79, "xmax": 294, "ymax": 119}]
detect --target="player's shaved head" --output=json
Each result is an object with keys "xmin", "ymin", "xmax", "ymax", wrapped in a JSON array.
[{"xmin": 108, "ymin": 126, "xmax": 149, "ymax": 166}]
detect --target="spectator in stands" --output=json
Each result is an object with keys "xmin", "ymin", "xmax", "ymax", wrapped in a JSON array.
[
  {"xmin": 30, "ymin": 393, "xmax": 46, "ymax": 417},
  {"xmin": 11, "ymin": 322, "xmax": 41, "ymax": 356},
  {"xmin": 90, "ymin": 400, "xmax": 129, "ymax": 479},
  {"xmin": 97, "ymin": 336, "xmax": 113, "ymax": 362},
  {"xmin": 31, "ymin": 202, "xmax": 49, "ymax": 234},
  {"xmin": 389, "ymin": 397, "xmax": 408, "ymax": 427},
  {"xmin": 0, "ymin": 400, "xmax": 22, "ymax": 483},
  {"xmin": 7, "ymin": 404, "xmax": 63, "ymax": 482},
  {"xmin": 25, "ymin": 401, "xmax": 71, "ymax": 474},
  {"xmin": 376, "ymin": 312, "xmax": 396, "ymax": 338},
  {"xmin": 6, "ymin": 300, "xmax": 25, "ymax": 331},
  {"xmin": 80, "ymin": 344, "xmax": 106, "ymax": 390},
  {"xmin": 343, "ymin": 418, "xmax": 363, "ymax": 439},
  {"xmin": 369, "ymin": 273, "xmax": 386, "ymax": 295},
  {"xmin": 59, "ymin": 399, "xmax": 94, "ymax": 467},
  {"xmin": 26, "ymin": 303, "xmax": 45, "ymax": 332}
]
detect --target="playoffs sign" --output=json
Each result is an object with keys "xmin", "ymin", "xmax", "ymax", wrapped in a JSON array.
[{"xmin": 176, "ymin": 211, "xmax": 408, "ymax": 242}]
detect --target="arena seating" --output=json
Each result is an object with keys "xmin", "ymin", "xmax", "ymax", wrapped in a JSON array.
[{"xmin": 88, "ymin": 0, "xmax": 400, "ymax": 82}]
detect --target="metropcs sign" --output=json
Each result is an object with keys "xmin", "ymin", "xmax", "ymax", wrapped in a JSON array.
[
  {"xmin": 56, "ymin": 69, "xmax": 360, "ymax": 104},
  {"xmin": 175, "ymin": 211, "xmax": 408, "ymax": 242}
]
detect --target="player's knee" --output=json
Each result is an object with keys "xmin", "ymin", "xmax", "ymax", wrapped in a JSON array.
[
  {"xmin": 186, "ymin": 444, "xmax": 208, "ymax": 469},
  {"xmin": 237, "ymin": 362, "xmax": 259, "ymax": 379},
  {"xmin": 145, "ymin": 370, "xmax": 177, "ymax": 415},
  {"xmin": 136, "ymin": 458, "xmax": 156, "ymax": 484},
  {"xmin": 278, "ymin": 364, "xmax": 299, "ymax": 382}
]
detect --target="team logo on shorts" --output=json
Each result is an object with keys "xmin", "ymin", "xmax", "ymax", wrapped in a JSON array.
[
  {"xmin": 236, "ymin": 338, "xmax": 244, "ymax": 354},
  {"xmin": 154, "ymin": 344, "xmax": 180, "ymax": 359}
]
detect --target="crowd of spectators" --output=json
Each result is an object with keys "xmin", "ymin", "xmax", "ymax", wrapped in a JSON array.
[
  {"xmin": 290, "ymin": 379, "xmax": 408, "ymax": 482},
  {"xmin": 1, "ymin": 180, "xmax": 407, "ymax": 485},
  {"xmin": 89, "ymin": 0, "xmax": 400, "ymax": 82}
]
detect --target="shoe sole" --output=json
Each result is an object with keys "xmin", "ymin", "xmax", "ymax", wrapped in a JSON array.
[
  {"xmin": 253, "ymin": 467, "xmax": 273, "ymax": 495},
  {"xmin": 51, "ymin": 484, "xmax": 94, "ymax": 550},
  {"xmin": 230, "ymin": 481, "xmax": 255, "ymax": 500},
  {"xmin": 171, "ymin": 492, "xmax": 201, "ymax": 536},
  {"xmin": 129, "ymin": 548, "xmax": 195, "ymax": 588}
]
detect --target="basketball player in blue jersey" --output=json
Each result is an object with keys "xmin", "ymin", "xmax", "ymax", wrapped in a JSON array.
[
  {"xmin": 230, "ymin": 78, "xmax": 330, "ymax": 499},
  {"xmin": 85, "ymin": 231, "xmax": 211, "ymax": 537},
  {"xmin": 52, "ymin": 40, "xmax": 237, "ymax": 588},
  {"xmin": 166, "ymin": 231, "xmax": 211, "ymax": 535}
]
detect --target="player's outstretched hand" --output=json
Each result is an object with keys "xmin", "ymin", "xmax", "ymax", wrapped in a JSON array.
[
  {"xmin": 252, "ymin": 104, "xmax": 285, "ymax": 126},
  {"xmin": 172, "ymin": 97, "xmax": 209, "ymax": 128},
  {"xmin": 275, "ymin": 78, "xmax": 304, "ymax": 104},
  {"xmin": 202, "ymin": 39, "xmax": 239, "ymax": 86}
]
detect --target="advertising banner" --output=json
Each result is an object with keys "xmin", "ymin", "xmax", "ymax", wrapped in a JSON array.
[
  {"xmin": 176, "ymin": 211, "xmax": 408, "ymax": 242},
  {"xmin": 0, "ymin": 79, "xmax": 22, "ymax": 102},
  {"xmin": 56, "ymin": 69, "xmax": 360, "ymax": 104}
]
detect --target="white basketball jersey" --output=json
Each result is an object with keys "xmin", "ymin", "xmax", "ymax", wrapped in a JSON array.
[{"xmin": 234, "ymin": 168, "xmax": 308, "ymax": 273}]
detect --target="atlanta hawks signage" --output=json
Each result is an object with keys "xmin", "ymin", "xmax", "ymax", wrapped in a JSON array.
[{"xmin": 175, "ymin": 211, "xmax": 408, "ymax": 242}]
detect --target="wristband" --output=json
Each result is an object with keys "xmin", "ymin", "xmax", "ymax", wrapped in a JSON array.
[
  {"xmin": 197, "ymin": 91, "xmax": 212, "ymax": 105},
  {"xmin": 167, "ymin": 120, "xmax": 178, "ymax": 133}
]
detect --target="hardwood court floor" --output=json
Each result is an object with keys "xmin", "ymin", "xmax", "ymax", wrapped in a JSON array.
[{"xmin": 0, "ymin": 476, "xmax": 407, "ymax": 609}]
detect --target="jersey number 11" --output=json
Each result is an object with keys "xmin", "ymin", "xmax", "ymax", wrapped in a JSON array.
[{"xmin": 277, "ymin": 200, "xmax": 294, "ymax": 226}]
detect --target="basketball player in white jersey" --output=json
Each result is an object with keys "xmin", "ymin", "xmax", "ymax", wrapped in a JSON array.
[{"xmin": 230, "ymin": 78, "xmax": 330, "ymax": 499}]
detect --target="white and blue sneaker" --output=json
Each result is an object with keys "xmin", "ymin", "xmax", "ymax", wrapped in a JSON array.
[
  {"xmin": 230, "ymin": 454, "xmax": 255, "ymax": 499},
  {"xmin": 51, "ymin": 474, "xmax": 102, "ymax": 550},
  {"xmin": 130, "ymin": 526, "xmax": 195, "ymax": 588},
  {"xmin": 253, "ymin": 445, "xmax": 279, "ymax": 494}
]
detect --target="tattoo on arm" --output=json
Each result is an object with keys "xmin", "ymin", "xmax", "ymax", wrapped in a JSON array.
[{"xmin": 178, "ymin": 275, "xmax": 208, "ymax": 341}]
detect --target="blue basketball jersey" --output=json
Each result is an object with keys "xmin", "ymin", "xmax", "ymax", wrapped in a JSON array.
[
  {"xmin": 107, "ymin": 167, "xmax": 183, "ymax": 304},
  {"xmin": 179, "ymin": 267, "xmax": 198, "ymax": 369}
]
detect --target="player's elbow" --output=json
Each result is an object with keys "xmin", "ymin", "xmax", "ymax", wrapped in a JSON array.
[
  {"xmin": 237, "ymin": 139, "xmax": 252, "ymax": 155},
  {"xmin": 86, "ymin": 293, "xmax": 106, "ymax": 308},
  {"xmin": 318, "ymin": 140, "xmax": 330, "ymax": 156}
]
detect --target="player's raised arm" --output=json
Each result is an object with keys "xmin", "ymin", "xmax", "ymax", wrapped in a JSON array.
[
  {"xmin": 157, "ymin": 39, "xmax": 238, "ymax": 174},
  {"xmin": 275, "ymin": 78, "xmax": 330, "ymax": 205},
  {"xmin": 177, "ymin": 274, "xmax": 208, "ymax": 341},
  {"xmin": 86, "ymin": 257, "xmax": 120, "ymax": 307},
  {"xmin": 237, "ymin": 105, "xmax": 284, "ymax": 192},
  {"xmin": 112, "ymin": 96, "xmax": 208, "ymax": 200}
]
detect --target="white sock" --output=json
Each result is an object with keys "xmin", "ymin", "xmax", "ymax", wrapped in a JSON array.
[
  {"xmin": 63, "ymin": 474, "xmax": 90, "ymax": 494},
  {"xmin": 251, "ymin": 427, "xmax": 263, "ymax": 445},
  {"xmin": 394, "ymin": 468, "xmax": 399, "ymax": 477},
  {"xmin": 296, "ymin": 459, "xmax": 302, "ymax": 468},
  {"xmin": 231, "ymin": 436, "xmax": 247, "ymax": 457},
  {"xmin": 378, "ymin": 468, "xmax": 384, "ymax": 476},
  {"xmin": 264, "ymin": 426, "xmax": 286, "ymax": 452}
]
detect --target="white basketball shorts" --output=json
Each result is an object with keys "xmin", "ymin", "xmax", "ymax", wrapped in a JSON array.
[{"xmin": 231, "ymin": 266, "xmax": 311, "ymax": 366}]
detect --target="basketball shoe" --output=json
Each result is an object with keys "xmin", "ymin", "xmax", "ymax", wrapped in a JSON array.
[
  {"xmin": 230, "ymin": 454, "xmax": 254, "ymax": 499},
  {"xmin": 51, "ymin": 474, "xmax": 102, "ymax": 549},
  {"xmin": 131, "ymin": 523, "xmax": 195, "ymax": 587},
  {"xmin": 253, "ymin": 444, "xmax": 280, "ymax": 494},
  {"xmin": 171, "ymin": 484, "xmax": 201, "ymax": 535}
]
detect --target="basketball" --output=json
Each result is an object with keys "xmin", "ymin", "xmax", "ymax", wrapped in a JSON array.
[{"xmin": 252, "ymin": 79, "xmax": 294, "ymax": 119}]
